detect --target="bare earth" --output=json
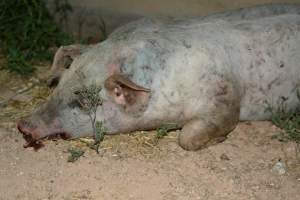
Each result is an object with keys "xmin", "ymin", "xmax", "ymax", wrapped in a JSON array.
[{"xmin": 0, "ymin": 63, "xmax": 300, "ymax": 200}]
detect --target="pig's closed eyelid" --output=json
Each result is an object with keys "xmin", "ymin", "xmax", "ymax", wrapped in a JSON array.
[{"xmin": 67, "ymin": 99, "xmax": 83, "ymax": 108}]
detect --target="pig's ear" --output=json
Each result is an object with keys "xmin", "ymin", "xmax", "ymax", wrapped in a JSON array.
[
  {"xmin": 104, "ymin": 74, "xmax": 150, "ymax": 110},
  {"xmin": 47, "ymin": 45, "xmax": 85, "ymax": 87},
  {"xmin": 58, "ymin": 44, "xmax": 85, "ymax": 69}
]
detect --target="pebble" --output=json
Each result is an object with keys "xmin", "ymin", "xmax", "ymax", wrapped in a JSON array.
[
  {"xmin": 17, "ymin": 171, "xmax": 24, "ymax": 176},
  {"xmin": 271, "ymin": 160, "xmax": 286, "ymax": 175},
  {"xmin": 220, "ymin": 153, "xmax": 230, "ymax": 161}
]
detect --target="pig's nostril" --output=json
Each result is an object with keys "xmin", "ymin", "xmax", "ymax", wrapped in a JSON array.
[
  {"xmin": 17, "ymin": 120, "xmax": 27, "ymax": 134},
  {"xmin": 17, "ymin": 120, "xmax": 37, "ymax": 134},
  {"xmin": 17, "ymin": 119, "xmax": 43, "ymax": 149}
]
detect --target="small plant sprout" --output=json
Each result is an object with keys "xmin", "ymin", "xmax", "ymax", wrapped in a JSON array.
[
  {"xmin": 266, "ymin": 89, "xmax": 300, "ymax": 161},
  {"xmin": 90, "ymin": 121, "xmax": 106, "ymax": 153},
  {"xmin": 154, "ymin": 123, "xmax": 178, "ymax": 144},
  {"xmin": 74, "ymin": 74, "xmax": 106, "ymax": 153},
  {"xmin": 67, "ymin": 147, "xmax": 85, "ymax": 162}
]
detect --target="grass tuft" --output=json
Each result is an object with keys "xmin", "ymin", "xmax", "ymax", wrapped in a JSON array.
[
  {"xmin": 67, "ymin": 147, "xmax": 85, "ymax": 162},
  {"xmin": 154, "ymin": 123, "xmax": 178, "ymax": 144},
  {"xmin": 0, "ymin": 0, "xmax": 73, "ymax": 75},
  {"xmin": 266, "ymin": 93, "xmax": 300, "ymax": 144}
]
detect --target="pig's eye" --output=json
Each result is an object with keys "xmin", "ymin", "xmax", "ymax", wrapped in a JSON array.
[
  {"xmin": 68, "ymin": 99, "xmax": 81, "ymax": 108},
  {"xmin": 68, "ymin": 98, "xmax": 87, "ymax": 109}
]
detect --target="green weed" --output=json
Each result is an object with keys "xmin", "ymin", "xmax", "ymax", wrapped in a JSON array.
[
  {"xmin": 0, "ymin": 0, "xmax": 73, "ymax": 75},
  {"xmin": 154, "ymin": 123, "xmax": 178, "ymax": 144},
  {"xmin": 67, "ymin": 147, "xmax": 85, "ymax": 162},
  {"xmin": 74, "ymin": 80, "xmax": 106, "ymax": 154},
  {"xmin": 266, "ymin": 93, "xmax": 300, "ymax": 144}
]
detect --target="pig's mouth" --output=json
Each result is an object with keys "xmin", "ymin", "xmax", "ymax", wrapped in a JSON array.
[{"xmin": 17, "ymin": 119, "xmax": 71, "ymax": 150}]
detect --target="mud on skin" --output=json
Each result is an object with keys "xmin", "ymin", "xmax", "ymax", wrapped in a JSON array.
[{"xmin": 18, "ymin": 4, "xmax": 300, "ymax": 151}]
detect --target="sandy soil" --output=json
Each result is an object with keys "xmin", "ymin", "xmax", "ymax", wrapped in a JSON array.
[
  {"xmin": 1, "ymin": 122, "xmax": 300, "ymax": 200},
  {"xmin": 0, "ymin": 61, "xmax": 300, "ymax": 200}
]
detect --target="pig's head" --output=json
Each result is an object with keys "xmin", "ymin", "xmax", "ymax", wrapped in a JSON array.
[{"xmin": 18, "ymin": 36, "xmax": 159, "ymax": 149}]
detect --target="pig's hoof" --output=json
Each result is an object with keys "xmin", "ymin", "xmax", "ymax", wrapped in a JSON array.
[{"xmin": 178, "ymin": 119, "xmax": 225, "ymax": 151}]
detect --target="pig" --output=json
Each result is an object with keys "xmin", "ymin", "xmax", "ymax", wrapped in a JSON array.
[{"xmin": 18, "ymin": 4, "xmax": 300, "ymax": 150}]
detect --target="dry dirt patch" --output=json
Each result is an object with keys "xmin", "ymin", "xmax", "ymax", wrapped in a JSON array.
[{"xmin": 0, "ymin": 122, "xmax": 300, "ymax": 200}]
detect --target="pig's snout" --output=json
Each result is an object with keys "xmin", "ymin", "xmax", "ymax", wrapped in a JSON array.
[
  {"xmin": 17, "ymin": 119, "xmax": 44, "ymax": 149},
  {"xmin": 17, "ymin": 118, "xmax": 71, "ymax": 149}
]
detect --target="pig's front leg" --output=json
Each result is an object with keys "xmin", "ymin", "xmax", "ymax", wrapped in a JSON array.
[
  {"xmin": 178, "ymin": 117, "xmax": 235, "ymax": 151},
  {"xmin": 178, "ymin": 79, "xmax": 241, "ymax": 151}
]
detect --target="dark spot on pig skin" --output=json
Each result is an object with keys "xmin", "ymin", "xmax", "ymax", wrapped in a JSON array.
[
  {"xmin": 280, "ymin": 96, "xmax": 288, "ymax": 101},
  {"xmin": 279, "ymin": 62, "xmax": 284, "ymax": 68},
  {"xmin": 267, "ymin": 77, "xmax": 280, "ymax": 90},
  {"xmin": 266, "ymin": 51, "xmax": 272, "ymax": 57},
  {"xmin": 198, "ymin": 73, "xmax": 207, "ymax": 81},
  {"xmin": 182, "ymin": 40, "xmax": 192, "ymax": 49},
  {"xmin": 255, "ymin": 60, "xmax": 262, "ymax": 66},
  {"xmin": 215, "ymin": 85, "xmax": 228, "ymax": 96},
  {"xmin": 245, "ymin": 44, "xmax": 252, "ymax": 51},
  {"xmin": 248, "ymin": 63, "xmax": 254, "ymax": 69},
  {"xmin": 147, "ymin": 39, "xmax": 157, "ymax": 46},
  {"xmin": 142, "ymin": 65, "xmax": 152, "ymax": 71},
  {"xmin": 259, "ymin": 87, "xmax": 267, "ymax": 95}
]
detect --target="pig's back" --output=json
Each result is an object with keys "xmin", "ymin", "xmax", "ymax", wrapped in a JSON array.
[{"xmin": 109, "ymin": 5, "xmax": 300, "ymax": 121}]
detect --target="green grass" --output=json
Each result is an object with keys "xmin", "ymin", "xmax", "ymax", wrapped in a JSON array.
[
  {"xmin": 67, "ymin": 147, "xmax": 85, "ymax": 162},
  {"xmin": 266, "ymin": 91, "xmax": 300, "ymax": 144},
  {"xmin": 0, "ymin": 0, "xmax": 73, "ymax": 75},
  {"xmin": 154, "ymin": 123, "xmax": 178, "ymax": 144}
]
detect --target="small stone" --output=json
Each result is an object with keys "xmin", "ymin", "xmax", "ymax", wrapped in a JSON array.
[
  {"xmin": 220, "ymin": 153, "xmax": 230, "ymax": 161},
  {"xmin": 251, "ymin": 185, "xmax": 260, "ymax": 190},
  {"xmin": 272, "ymin": 159, "xmax": 286, "ymax": 175}
]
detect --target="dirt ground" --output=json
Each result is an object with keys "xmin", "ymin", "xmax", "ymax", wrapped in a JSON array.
[{"xmin": 0, "ymin": 61, "xmax": 300, "ymax": 200}]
